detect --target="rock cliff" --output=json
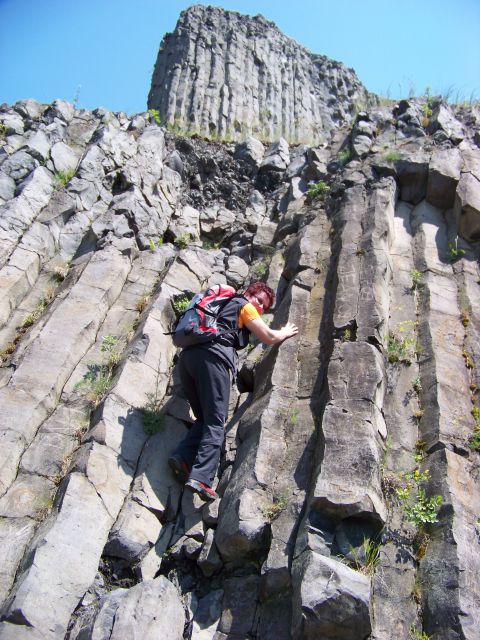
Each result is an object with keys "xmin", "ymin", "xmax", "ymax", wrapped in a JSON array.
[
  {"xmin": 148, "ymin": 5, "xmax": 375, "ymax": 144},
  {"xmin": 1, "ymin": 9, "xmax": 480, "ymax": 640}
]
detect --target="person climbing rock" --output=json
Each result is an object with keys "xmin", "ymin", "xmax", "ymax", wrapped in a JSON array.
[{"xmin": 169, "ymin": 282, "xmax": 299, "ymax": 501}]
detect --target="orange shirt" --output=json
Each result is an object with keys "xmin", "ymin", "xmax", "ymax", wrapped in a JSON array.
[{"xmin": 238, "ymin": 302, "xmax": 260, "ymax": 328}]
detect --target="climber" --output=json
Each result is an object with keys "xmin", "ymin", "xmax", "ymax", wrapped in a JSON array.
[{"xmin": 168, "ymin": 282, "xmax": 299, "ymax": 501}]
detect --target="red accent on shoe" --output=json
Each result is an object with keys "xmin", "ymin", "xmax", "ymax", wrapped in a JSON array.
[
  {"xmin": 168, "ymin": 455, "xmax": 190, "ymax": 483},
  {"xmin": 185, "ymin": 478, "xmax": 219, "ymax": 501}
]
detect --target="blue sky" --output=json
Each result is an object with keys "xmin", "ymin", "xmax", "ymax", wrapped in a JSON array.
[{"xmin": 1, "ymin": 0, "xmax": 479, "ymax": 114}]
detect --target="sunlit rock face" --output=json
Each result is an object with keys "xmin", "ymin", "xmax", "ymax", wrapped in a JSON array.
[
  {"xmin": 148, "ymin": 5, "xmax": 375, "ymax": 145},
  {"xmin": 0, "ymin": 11, "xmax": 480, "ymax": 640}
]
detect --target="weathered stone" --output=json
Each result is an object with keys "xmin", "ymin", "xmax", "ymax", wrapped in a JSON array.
[
  {"xmin": 68, "ymin": 588, "xmax": 128, "ymax": 640},
  {"xmin": 225, "ymin": 254, "xmax": 249, "ymax": 288},
  {"xmin": 1, "ymin": 111, "xmax": 25, "ymax": 135},
  {"xmin": 234, "ymin": 137, "xmax": 265, "ymax": 166},
  {"xmin": 426, "ymin": 147, "xmax": 462, "ymax": 209},
  {"xmin": 50, "ymin": 141, "xmax": 79, "ymax": 173},
  {"xmin": 21, "ymin": 129, "xmax": 50, "ymax": 162},
  {"xmin": 292, "ymin": 551, "xmax": 371, "ymax": 640},
  {"xmin": 0, "ymin": 172, "xmax": 15, "ymax": 203},
  {"xmin": 192, "ymin": 589, "xmax": 223, "ymax": 640},
  {"xmin": 1, "ymin": 149, "xmax": 39, "ymax": 181},
  {"xmin": 218, "ymin": 575, "xmax": 259, "ymax": 636},
  {"xmin": 104, "ymin": 499, "xmax": 162, "ymax": 562},
  {"xmin": 430, "ymin": 102, "xmax": 465, "ymax": 143},
  {"xmin": 0, "ymin": 517, "xmax": 36, "ymax": 606},
  {"xmin": 107, "ymin": 577, "xmax": 184, "ymax": 640},
  {"xmin": 2, "ymin": 473, "xmax": 114, "ymax": 638},
  {"xmin": 454, "ymin": 170, "xmax": 480, "ymax": 242},
  {"xmin": 260, "ymin": 138, "xmax": 290, "ymax": 171},
  {"xmin": 198, "ymin": 529, "xmax": 223, "ymax": 577},
  {"xmin": 149, "ymin": 6, "xmax": 371, "ymax": 142}
]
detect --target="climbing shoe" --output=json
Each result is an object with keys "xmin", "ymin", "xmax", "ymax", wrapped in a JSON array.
[
  {"xmin": 185, "ymin": 478, "xmax": 219, "ymax": 502},
  {"xmin": 168, "ymin": 455, "xmax": 190, "ymax": 483}
]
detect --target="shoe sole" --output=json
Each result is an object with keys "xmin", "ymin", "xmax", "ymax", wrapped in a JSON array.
[
  {"xmin": 168, "ymin": 457, "xmax": 189, "ymax": 483},
  {"xmin": 185, "ymin": 480, "xmax": 218, "ymax": 502}
]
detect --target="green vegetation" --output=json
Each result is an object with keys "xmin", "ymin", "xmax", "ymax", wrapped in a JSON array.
[
  {"xmin": 396, "ymin": 467, "xmax": 443, "ymax": 528},
  {"xmin": 141, "ymin": 391, "xmax": 165, "ymax": 435},
  {"xmin": 174, "ymin": 233, "xmax": 191, "ymax": 249},
  {"xmin": 412, "ymin": 376, "xmax": 422, "ymax": 394},
  {"xmin": 20, "ymin": 286, "xmax": 56, "ymax": 329},
  {"xmin": 410, "ymin": 625, "xmax": 431, "ymax": 640},
  {"xmin": 172, "ymin": 295, "xmax": 191, "ymax": 315},
  {"xmin": 469, "ymin": 406, "xmax": 480, "ymax": 451},
  {"xmin": 410, "ymin": 269, "xmax": 424, "ymax": 290},
  {"xmin": 448, "ymin": 241, "xmax": 465, "ymax": 262},
  {"xmin": 383, "ymin": 151, "xmax": 400, "ymax": 162},
  {"xmin": 262, "ymin": 492, "xmax": 289, "ymax": 522},
  {"xmin": 285, "ymin": 408, "xmax": 300, "ymax": 426},
  {"xmin": 253, "ymin": 259, "xmax": 269, "ymax": 278},
  {"xmin": 347, "ymin": 538, "xmax": 381, "ymax": 576},
  {"xmin": 148, "ymin": 109, "xmax": 161, "ymax": 125},
  {"xmin": 53, "ymin": 168, "xmax": 76, "ymax": 189},
  {"xmin": 338, "ymin": 148, "xmax": 351, "ymax": 166},
  {"xmin": 341, "ymin": 328, "xmax": 352, "ymax": 342},
  {"xmin": 0, "ymin": 122, "xmax": 7, "ymax": 139},
  {"xmin": 307, "ymin": 180, "xmax": 330, "ymax": 201},
  {"xmin": 202, "ymin": 239, "xmax": 221, "ymax": 250},
  {"xmin": 74, "ymin": 335, "xmax": 121, "ymax": 407},
  {"xmin": 386, "ymin": 323, "xmax": 417, "ymax": 364},
  {"xmin": 0, "ymin": 341, "xmax": 17, "ymax": 364},
  {"xmin": 148, "ymin": 237, "xmax": 164, "ymax": 251}
]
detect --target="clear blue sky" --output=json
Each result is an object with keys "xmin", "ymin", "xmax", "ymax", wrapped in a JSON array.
[{"xmin": 1, "ymin": 0, "xmax": 479, "ymax": 114}]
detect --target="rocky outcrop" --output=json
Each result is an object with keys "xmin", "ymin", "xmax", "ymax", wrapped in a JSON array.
[
  {"xmin": 148, "ymin": 5, "xmax": 374, "ymax": 144},
  {"xmin": 0, "ymin": 89, "xmax": 479, "ymax": 640}
]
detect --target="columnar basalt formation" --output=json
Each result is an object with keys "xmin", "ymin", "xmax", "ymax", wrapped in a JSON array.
[
  {"xmin": 2, "ymin": 8, "xmax": 480, "ymax": 638},
  {"xmin": 148, "ymin": 5, "xmax": 374, "ymax": 144},
  {"xmin": 0, "ymin": 92, "xmax": 479, "ymax": 640}
]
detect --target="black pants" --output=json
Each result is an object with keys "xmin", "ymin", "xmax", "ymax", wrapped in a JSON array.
[{"xmin": 174, "ymin": 347, "xmax": 231, "ymax": 485}]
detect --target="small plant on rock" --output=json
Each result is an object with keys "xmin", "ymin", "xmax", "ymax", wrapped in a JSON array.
[
  {"xmin": 148, "ymin": 109, "xmax": 161, "ymax": 125},
  {"xmin": 307, "ymin": 180, "xmax": 330, "ymax": 201},
  {"xmin": 469, "ymin": 407, "xmax": 480, "ymax": 451},
  {"xmin": 135, "ymin": 293, "xmax": 150, "ymax": 313},
  {"xmin": 75, "ymin": 335, "xmax": 121, "ymax": 407},
  {"xmin": 172, "ymin": 295, "xmax": 191, "ymax": 315},
  {"xmin": 410, "ymin": 624, "xmax": 431, "ymax": 640},
  {"xmin": 386, "ymin": 320, "xmax": 417, "ymax": 364},
  {"xmin": 410, "ymin": 269, "xmax": 424, "ymax": 290},
  {"xmin": 448, "ymin": 240, "xmax": 465, "ymax": 262},
  {"xmin": 52, "ymin": 262, "xmax": 69, "ymax": 282},
  {"xmin": 253, "ymin": 259, "xmax": 269, "ymax": 278},
  {"xmin": 396, "ymin": 467, "xmax": 443, "ymax": 528},
  {"xmin": 0, "ymin": 122, "xmax": 7, "ymax": 139},
  {"xmin": 347, "ymin": 538, "xmax": 381, "ymax": 576},
  {"xmin": 262, "ymin": 492, "xmax": 288, "ymax": 523},
  {"xmin": 54, "ymin": 167, "xmax": 76, "ymax": 189},
  {"xmin": 383, "ymin": 151, "xmax": 400, "ymax": 162},
  {"xmin": 174, "ymin": 233, "xmax": 191, "ymax": 249},
  {"xmin": 338, "ymin": 148, "xmax": 351, "ymax": 166},
  {"xmin": 141, "ymin": 391, "xmax": 165, "ymax": 435},
  {"xmin": 412, "ymin": 376, "xmax": 422, "ymax": 394}
]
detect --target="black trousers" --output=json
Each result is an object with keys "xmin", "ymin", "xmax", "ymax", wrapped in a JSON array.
[{"xmin": 174, "ymin": 347, "xmax": 231, "ymax": 485}]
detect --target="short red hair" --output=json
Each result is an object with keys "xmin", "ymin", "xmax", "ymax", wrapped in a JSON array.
[{"xmin": 243, "ymin": 282, "xmax": 275, "ymax": 310}]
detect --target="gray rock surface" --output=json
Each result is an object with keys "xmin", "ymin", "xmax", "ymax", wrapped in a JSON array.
[
  {"xmin": 148, "ymin": 5, "xmax": 374, "ymax": 143},
  {"xmin": 0, "ymin": 21, "xmax": 480, "ymax": 640}
]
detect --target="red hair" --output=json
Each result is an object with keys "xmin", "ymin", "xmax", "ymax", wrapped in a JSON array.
[{"xmin": 243, "ymin": 282, "xmax": 275, "ymax": 310}]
